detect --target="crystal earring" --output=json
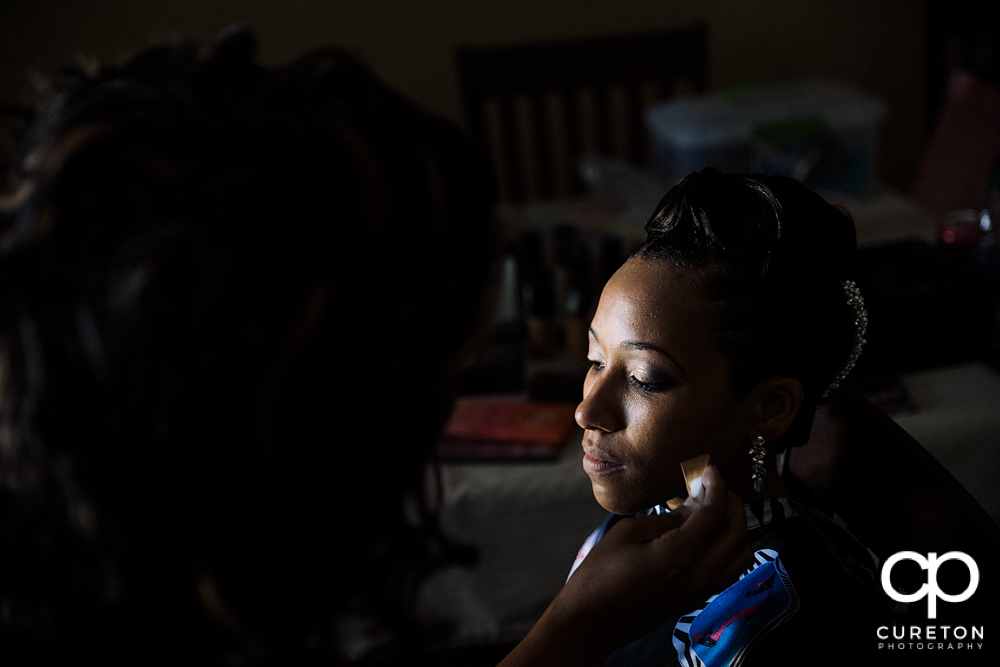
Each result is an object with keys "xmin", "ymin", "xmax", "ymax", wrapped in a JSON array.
[{"xmin": 750, "ymin": 435, "xmax": 766, "ymax": 493}]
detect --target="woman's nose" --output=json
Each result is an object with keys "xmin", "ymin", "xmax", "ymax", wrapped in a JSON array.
[{"xmin": 575, "ymin": 371, "xmax": 624, "ymax": 433}]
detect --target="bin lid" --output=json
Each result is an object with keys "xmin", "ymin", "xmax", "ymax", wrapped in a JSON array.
[{"xmin": 645, "ymin": 79, "xmax": 887, "ymax": 148}]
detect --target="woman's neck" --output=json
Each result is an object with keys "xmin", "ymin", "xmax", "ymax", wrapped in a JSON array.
[{"xmin": 660, "ymin": 455, "xmax": 792, "ymax": 512}]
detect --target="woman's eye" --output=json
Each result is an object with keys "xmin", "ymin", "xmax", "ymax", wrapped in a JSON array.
[{"xmin": 629, "ymin": 374, "xmax": 675, "ymax": 393}]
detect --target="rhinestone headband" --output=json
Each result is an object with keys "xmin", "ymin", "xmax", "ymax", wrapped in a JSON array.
[{"xmin": 820, "ymin": 280, "xmax": 868, "ymax": 401}]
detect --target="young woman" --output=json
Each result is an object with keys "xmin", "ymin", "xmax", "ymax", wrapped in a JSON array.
[{"xmin": 571, "ymin": 168, "xmax": 893, "ymax": 666}]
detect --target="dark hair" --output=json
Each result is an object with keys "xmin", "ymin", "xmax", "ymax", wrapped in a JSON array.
[
  {"xmin": 0, "ymin": 29, "xmax": 496, "ymax": 664},
  {"xmin": 634, "ymin": 168, "xmax": 858, "ymax": 449}
]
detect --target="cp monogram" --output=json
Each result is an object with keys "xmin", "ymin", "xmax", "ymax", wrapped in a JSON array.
[{"xmin": 880, "ymin": 551, "xmax": 979, "ymax": 619}]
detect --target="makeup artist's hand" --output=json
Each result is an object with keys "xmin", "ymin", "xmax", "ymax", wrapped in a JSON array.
[{"xmin": 498, "ymin": 465, "xmax": 752, "ymax": 667}]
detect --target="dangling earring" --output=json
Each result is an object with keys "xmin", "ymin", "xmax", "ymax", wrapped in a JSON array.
[{"xmin": 750, "ymin": 435, "xmax": 766, "ymax": 493}]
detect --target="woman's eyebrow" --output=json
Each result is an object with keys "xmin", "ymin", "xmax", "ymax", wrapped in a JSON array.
[
  {"xmin": 620, "ymin": 341, "xmax": 685, "ymax": 375},
  {"xmin": 590, "ymin": 326, "xmax": 684, "ymax": 374}
]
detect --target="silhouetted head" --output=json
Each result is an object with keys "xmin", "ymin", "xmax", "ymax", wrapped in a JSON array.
[{"xmin": 0, "ymin": 28, "xmax": 496, "ymax": 664}]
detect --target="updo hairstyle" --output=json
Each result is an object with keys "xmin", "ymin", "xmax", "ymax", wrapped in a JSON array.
[{"xmin": 635, "ymin": 168, "xmax": 858, "ymax": 450}]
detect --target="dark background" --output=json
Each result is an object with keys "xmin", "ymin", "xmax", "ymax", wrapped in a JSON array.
[{"xmin": 0, "ymin": 0, "xmax": 963, "ymax": 193}]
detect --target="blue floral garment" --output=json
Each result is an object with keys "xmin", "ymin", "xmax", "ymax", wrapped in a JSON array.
[{"xmin": 568, "ymin": 498, "xmax": 892, "ymax": 667}]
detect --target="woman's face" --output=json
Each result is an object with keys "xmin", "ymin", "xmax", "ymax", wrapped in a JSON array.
[{"xmin": 576, "ymin": 257, "xmax": 754, "ymax": 514}]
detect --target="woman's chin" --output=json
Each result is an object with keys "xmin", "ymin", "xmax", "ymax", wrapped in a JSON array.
[
  {"xmin": 591, "ymin": 491, "xmax": 651, "ymax": 516},
  {"xmin": 591, "ymin": 486, "xmax": 629, "ymax": 515}
]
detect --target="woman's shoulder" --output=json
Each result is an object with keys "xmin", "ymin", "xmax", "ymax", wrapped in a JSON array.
[
  {"xmin": 741, "ymin": 499, "xmax": 896, "ymax": 661},
  {"xmin": 749, "ymin": 498, "xmax": 881, "ymax": 592}
]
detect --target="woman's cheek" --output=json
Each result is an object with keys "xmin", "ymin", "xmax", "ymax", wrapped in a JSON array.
[
  {"xmin": 623, "ymin": 391, "xmax": 648, "ymax": 425},
  {"xmin": 624, "ymin": 397, "xmax": 662, "ymax": 458}
]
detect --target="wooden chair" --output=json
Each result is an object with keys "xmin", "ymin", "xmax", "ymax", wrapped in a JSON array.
[
  {"xmin": 456, "ymin": 25, "xmax": 707, "ymax": 202},
  {"xmin": 783, "ymin": 387, "xmax": 1000, "ymax": 627}
]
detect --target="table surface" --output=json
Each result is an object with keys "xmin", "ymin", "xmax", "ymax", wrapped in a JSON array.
[{"xmin": 416, "ymin": 360, "xmax": 1000, "ymax": 648}]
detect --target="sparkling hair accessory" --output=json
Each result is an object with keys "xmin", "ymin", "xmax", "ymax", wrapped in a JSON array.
[{"xmin": 820, "ymin": 279, "xmax": 868, "ymax": 401}]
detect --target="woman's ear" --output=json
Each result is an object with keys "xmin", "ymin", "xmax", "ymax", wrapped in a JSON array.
[{"xmin": 745, "ymin": 377, "xmax": 804, "ymax": 441}]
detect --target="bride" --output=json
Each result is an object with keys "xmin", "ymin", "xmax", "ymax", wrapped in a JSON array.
[{"xmin": 572, "ymin": 168, "xmax": 891, "ymax": 666}]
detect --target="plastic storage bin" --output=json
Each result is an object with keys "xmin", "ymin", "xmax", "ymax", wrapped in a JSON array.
[{"xmin": 645, "ymin": 79, "xmax": 887, "ymax": 196}]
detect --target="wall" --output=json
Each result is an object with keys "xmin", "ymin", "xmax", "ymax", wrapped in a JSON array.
[{"xmin": 0, "ymin": 0, "xmax": 925, "ymax": 189}]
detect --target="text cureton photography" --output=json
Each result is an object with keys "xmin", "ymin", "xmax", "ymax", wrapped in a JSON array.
[{"xmin": 877, "ymin": 624, "xmax": 984, "ymax": 651}]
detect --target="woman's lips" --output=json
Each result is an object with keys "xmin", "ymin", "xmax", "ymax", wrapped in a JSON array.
[{"xmin": 582, "ymin": 445, "xmax": 624, "ymax": 475}]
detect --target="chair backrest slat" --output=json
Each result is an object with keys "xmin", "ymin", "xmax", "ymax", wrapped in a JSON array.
[{"xmin": 456, "ymin": 25, "xmax": 708, "ymax": 202}]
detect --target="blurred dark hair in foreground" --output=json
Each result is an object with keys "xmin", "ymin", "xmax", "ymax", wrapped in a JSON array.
[{"xmin": 0, "ymin": 28, "xmax": 497, "ymax": 664}]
